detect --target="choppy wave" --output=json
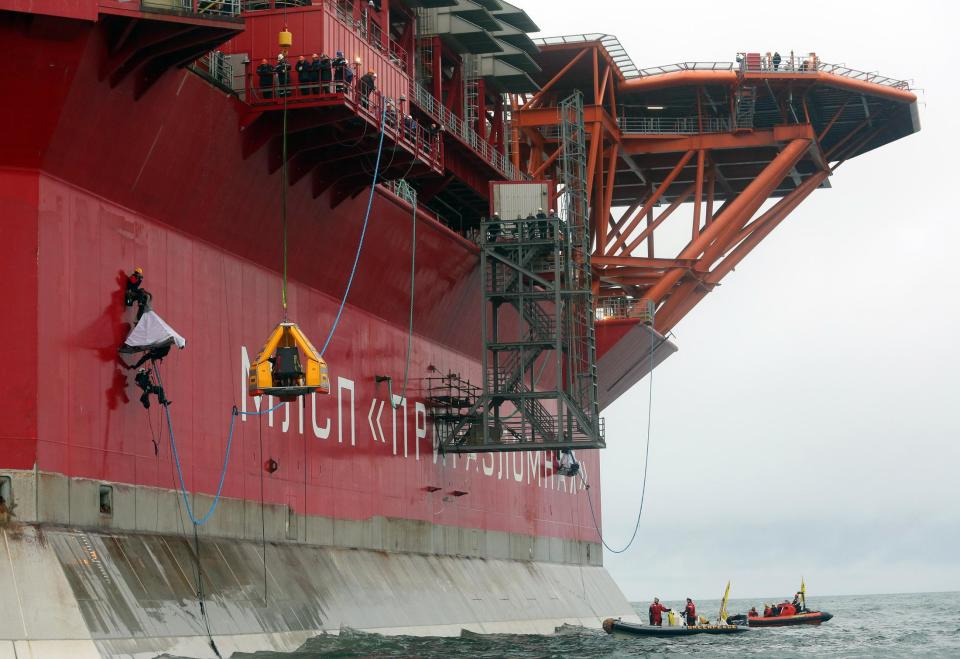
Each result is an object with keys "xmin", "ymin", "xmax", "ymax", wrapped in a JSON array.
[{"xmin": 167, "ymin": 591, "xmax": 960, "ymax": 658}]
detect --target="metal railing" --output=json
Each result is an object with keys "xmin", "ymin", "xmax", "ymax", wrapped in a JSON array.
[
  {"xmin": 632, "ymin": 54, "xmax": 911, "ymax": 90},
  {"xmin": 411, "ymin": 83, "xmax": 518, "ymax": 180},
  {"xmin": 533, "ymin": 33, "xmax": 640, "ymax": 79},
  {"xmin": 142, "ymin": 0, "xmax": 242, "ymax": 17},
  {"xmin": 192, "ymin": 50, "xmax": 234, "ymax": 91},
  {"xmin": 635, "ymin": 61, "xmax": 736, "ymax": 77},
  {"xmin": 618, "ymin": 115, "xmax": 731, "ymax": 135},
  {"xmin": 240, "ymin": 0, "xmax": 409, "ymax": 71},
  {"xmin": 244, "ymin": 61, "xmax": 443, "ymax": 169},
  {"xmin": 595, "ymin": 297, "xmax": 654, "ymax": 323}
]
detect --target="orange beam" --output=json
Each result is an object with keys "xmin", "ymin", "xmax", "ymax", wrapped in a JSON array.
[
  {"xmin": 621, "ymin": 124, "xmax": 814, "ymax": 155},
  {"xmin": 818, "ymin": 97, "xmax": 852, "ymax": 142},
  {"xmin": 510, "ymin": 94, "xmax": 520, "ymax": 172},
  {"xmin": 531, "ymin": 147, "xmax": 561, "ymax": 179},
  {"xmin": 646, "ymin": 208, "xmax": 654, "ymax": 257},
  {"xmin": 655, "ymin": 170, "xmax": 828, "ymax": 332},
  {"xmin": 527, "ymin": 48, "xmax": 589, "ymax": 110},
  {"xmin": 707, "ymin": 171, "xmax": 829, "ymax": 283},
  {"xmin": 598, "ymin": 65, "xmax": 611, "ymax": 106},
  {"xmin": 618, "ymin": 69, "xmax": 917, "ymax": 104},
  {"xmin": 515, "ymin": 104, "xmax": 620, "ymax": 138},
  {"xmin": 622, "ymin": 182, "xmax": 695, "ymax": 255},
  {"xmin": 593, "ymin": 47, "xmax": 600, "ymax": 104},
  {"xmin": 643, "ymin": 138, "xmax": 811, "ymax": 303},
  {"xmin": 585, "ymin": 122, "xmax": 603, "ymax": 194},
  {"xmin": 692, "ymin": 149, "xmax": 705, "ymax": 240},
  {"xmin": 598, "ymin": 142, "xmax": 619, "ymax": 251},
  {"xmin": 619, "ymin": 70, "xmax": 738, "ymax": 93},
  {"xmin": 606, "ymin": 150, "xmax": 695, "ymax": 255},
  {"xmin": 705, "ymin": 165, "xmax": 716, "ymax": 225},
  {"xmin": 592, "ymin": 255, "xmax": 697, "ymax": 269}
]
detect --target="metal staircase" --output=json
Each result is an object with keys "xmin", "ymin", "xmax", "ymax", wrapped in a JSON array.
[
  {"xmin": 429, "ymin": 90, "xmax": 604, "ymax": 454},
  {"xmin": 735, "ymin": 86, "xmax": 757, "ymax": 130}
]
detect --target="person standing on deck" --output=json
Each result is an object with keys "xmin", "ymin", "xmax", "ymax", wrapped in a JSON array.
[
  {"xmin": 773, "ymin": 51, "xmax": 782, "ymax": 70},
  {"xmin": 275, "ymin": 53, "xmax": 291, "ymax": 96},
  {"xmin": 332, "ymin": 51, "xmax": 346, "ymax": 91},
  {"xmin": 256, "ymin": 58, "xmax": 275, "ymax": 99},
  {"xmin": 295, "ymin": 55, "xmax": 309, "ymax": 95},
  {"xmin": 359, "ymin": 69, "xmax": 377, "ymax": 108},
  {"xmin": 648, "ymin": 598, "xmax": 671, "ymax": 626}
]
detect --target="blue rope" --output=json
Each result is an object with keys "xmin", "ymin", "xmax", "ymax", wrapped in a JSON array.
[
  {"xmin": 154, "ymin": 363, "xmax": 243, "ymax": 527},
  {"xmin": 319, "ymin": 106, "xmax": 388, "ymax": 357},
  {"xmin": 238, "ymin": 401, "xmax": 284, "ymax": 416}
]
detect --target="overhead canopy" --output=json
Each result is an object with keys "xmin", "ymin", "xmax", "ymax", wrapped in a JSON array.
[{"xmin": 120, "ymin": 310, "xmax": 187, "ymax": 353}]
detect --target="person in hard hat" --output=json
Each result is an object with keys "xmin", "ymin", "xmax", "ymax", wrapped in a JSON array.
[
  {"xmin": 359, "ymin": 69, "xmax": 377, "ymax": 109},
  {"xmin": 318, "ymin": 52, "xmax": 332, "ymax": 93},
  {"xmin": 295, "ymin": 55, "xmax": 309, "ymax": 95},
  {"xmin": 256, "ymin": 58, "xmax": 275, "ymax": 99},
  {"xmin": 308, "ymin": 53, "xmax": 322, "ymax": 94},
  {"xmin": 124, "ymin": 267, "xmax": 151, "ymax": 320},
  {"xmin": 332, "ymin": 51, "xmax": 346, "ymax": 91},
  {"xmin": 648, "ymin": 597, "xmax": 671, "ymax": 626},
  {"xmin": 275, "ymin": 52, "xmax": 291, "ymax": 96}
]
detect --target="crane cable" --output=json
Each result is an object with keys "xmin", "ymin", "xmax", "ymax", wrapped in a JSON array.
[
  {"xmin": 383, "ymin": 183, "xmax": 417, "ymax": 410},
  {"xmin": 579, "ymin": 328, "xmax": 658, "ymax": 554},
  {"xmin": 280, "ymin": 65, "xmax": 290, "ymax": 316},
  {"xmin": 318, "ymin": 104, "xmax": 388, "ymax": 357}
]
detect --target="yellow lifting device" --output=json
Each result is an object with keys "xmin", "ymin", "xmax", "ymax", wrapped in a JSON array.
[{"xmin": 248, "ymin": 322, "xmax": 330, "ymax": 402}]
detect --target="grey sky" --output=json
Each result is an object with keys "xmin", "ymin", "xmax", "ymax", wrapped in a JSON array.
[{"xmin": 517, "ymin": 0, "xmax": 959, "ymax": 599}]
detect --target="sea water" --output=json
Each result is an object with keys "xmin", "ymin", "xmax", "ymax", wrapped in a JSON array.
[{"xmin": 168, "ymin": 591, "xmax": 960, "ymax": 658}]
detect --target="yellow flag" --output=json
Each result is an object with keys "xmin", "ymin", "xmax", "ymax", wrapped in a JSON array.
[
  {"xmin": 800, "ymin": 577, "xmax": 806, "ymax": 607},
  {"xmin": 719, "ymin": 580, "xmax": 731, "ymax": 622}
]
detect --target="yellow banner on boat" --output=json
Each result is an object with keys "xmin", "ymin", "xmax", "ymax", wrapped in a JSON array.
[{"xmin": 719, "ymin": 580, "xmax": 731, "ymax": 622}]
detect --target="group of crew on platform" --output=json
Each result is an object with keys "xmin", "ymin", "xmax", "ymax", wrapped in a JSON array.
[
  {"xmin": 255, "ymin": 51, "xmax": 354, "ymax": 99},
  {"xmin": 255, "ymin": 54, "xmax": 442, "ymax": 155},
  {"xmin": 483, "ymin": 208, "xmax": 561, "ymax": 244}
]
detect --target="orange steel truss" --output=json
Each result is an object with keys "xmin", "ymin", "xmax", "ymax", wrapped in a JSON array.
[{"xmin": 516, "ymin": 40, "xmax": 919, "ymax": 335}]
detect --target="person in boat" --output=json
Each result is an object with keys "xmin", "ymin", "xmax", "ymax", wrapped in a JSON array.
[
  {"xmin": 684, "ymin": 598, "xmax": 697, "ymax": 626},
  {"xmin": 648, "ymin": 597, "xmax": 671, "ymax": 626},
  {"xmin": 792, "ymin": 592, "xmax": 803, "ymax": 612},
  {"xmin": 749, "ymin": 606, "xmax": 759, "ymax": 617}
]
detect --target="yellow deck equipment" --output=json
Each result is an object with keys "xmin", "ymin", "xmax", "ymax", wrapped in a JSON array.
[{"xmin": 248, "ymin": 322, "xmax": 329, "ymax": 401}]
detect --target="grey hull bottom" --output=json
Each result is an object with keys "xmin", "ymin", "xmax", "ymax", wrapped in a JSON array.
[{"xmin": 0, "ymin": 525, "xmax": 637, "ymax": 658}]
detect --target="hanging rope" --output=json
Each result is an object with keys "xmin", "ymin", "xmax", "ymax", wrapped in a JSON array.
[
  {"xmin": 319, "ymin": 105, "xmax": 389, "ymax": 357},
  {"xmin": 280, "ymin": 69, "xmax": 290, "ymax": 316},
  {"xmin": 153, "ymin": 362, "xmax": 282, "ymax": 527},
  {"xmin": 384, "ymin": 182, "xmax": 417, "ymax": 410},
  {"xmin": 579, "ymin": 327, "xmax": 658, "ymax": 554}
]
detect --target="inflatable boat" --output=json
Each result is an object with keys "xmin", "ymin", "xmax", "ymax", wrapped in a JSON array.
[
  {"xmin": 747, "ymin": 611, "xmax": 833, "ymax": 627},
  {"xmin": 602, "ymin": 618, "xmax": 749, "ymax": 637}
]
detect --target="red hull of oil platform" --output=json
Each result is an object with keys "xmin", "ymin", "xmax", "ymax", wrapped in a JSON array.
[{"xmin": 0, "ymin": 14, "xmax": 600, "ymax": 544}]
